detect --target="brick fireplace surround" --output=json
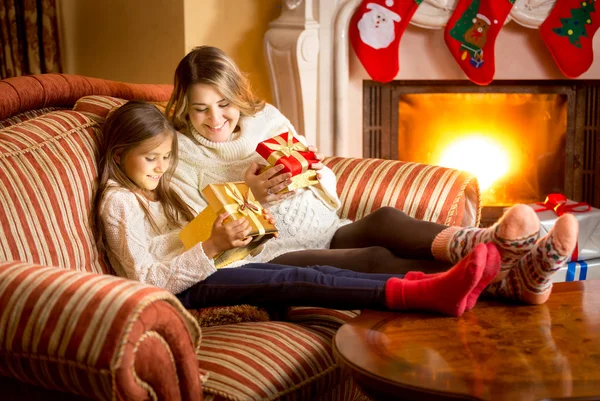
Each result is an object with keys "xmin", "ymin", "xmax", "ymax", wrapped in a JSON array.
[{"xmin": 264, "ymin": 0, "xmax": 600, "ymax": 216}]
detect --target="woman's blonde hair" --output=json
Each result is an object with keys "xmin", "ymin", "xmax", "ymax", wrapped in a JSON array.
[
  {"xmin": 165, "ymin": 46, "xmax": 265, "ymax": 133},
  {"xmin": 92, "ymin": 101, "xmax": 195, "ymax": 258}
]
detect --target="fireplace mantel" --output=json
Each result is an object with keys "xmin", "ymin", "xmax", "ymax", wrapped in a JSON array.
[{"xmin": 264, "ymin": 0, "xmax": 600, "ymax": 158}]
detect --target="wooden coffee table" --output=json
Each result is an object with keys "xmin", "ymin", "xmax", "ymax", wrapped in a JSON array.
[{"xmin": 333, "ymin": 280, "xmax": 600, "ymax": 401}]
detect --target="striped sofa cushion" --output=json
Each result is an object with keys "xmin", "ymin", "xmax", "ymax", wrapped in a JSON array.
[
  {"xmin": 324, "ymin": 157, "xmax": 481, "ymax": 227},
  {"xmin": 0, "ymin": 260, "xmax": 201, "ymax": 401},
  {"xmin": 73, "ymin": 95, "xmax": 168, "ymax": 121},
  {"xmin": 0, "ymin": 110, "xmax": 108, "ymax": 273},
  {"xmin": 0, "ymin": 107, "xmax": 67, "ymax": 129},
  {"xmin": 198, "ymin": 321, "xmax": 363, "ymax": 401}
]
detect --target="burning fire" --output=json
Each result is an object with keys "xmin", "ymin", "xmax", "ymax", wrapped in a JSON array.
[{"xmin": 438, "ymin": 136, "xmax": 509, "ymax": 191}]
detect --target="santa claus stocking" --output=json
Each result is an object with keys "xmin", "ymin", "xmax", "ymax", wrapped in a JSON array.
[
  {"xmin": 541, "ymin": 0, "xmax": 599, "ymax": 78},
  {"xmin": 349, "ymin": 0, "xmax": 424, "ymax": 83},
  {"xmin": 444, "ymin": 0, "xmax": 516, "ymax": 85}
]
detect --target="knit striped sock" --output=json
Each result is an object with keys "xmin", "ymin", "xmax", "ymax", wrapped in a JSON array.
[
  {"xmin": 485, "ymin": 213, "xmax": 578, "ymax": 305},
  {"xmin": 431, "ymin": 204, "xmax": 540, "ymax": 281}
]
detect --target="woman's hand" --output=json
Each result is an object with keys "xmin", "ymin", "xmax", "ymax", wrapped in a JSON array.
[
  {"xmin": 307, "ymin": 145, "xmax": 324, "ymax": 180},
  {"xmin": 202, "ymin": 212, "xmax": 253, "ymax": 258},
  {"xmin": 244, "ymin": 162, "xmax": 295, "ymax": 205}
]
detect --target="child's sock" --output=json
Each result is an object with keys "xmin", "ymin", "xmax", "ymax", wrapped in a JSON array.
[
  {"xmin": 403, "ymin": 242, "xmax": 501, "ymax": 311},
  {"xmin": 385, "ymin": 243, "xmax": 487, "ymax": 317},
  {"xmin": 431, "ymin": 204, "xmax": 540, "ymax": 281},
  {"xmin": 486, "ymin": 214, "xmax": 578, "ymax": 305}
]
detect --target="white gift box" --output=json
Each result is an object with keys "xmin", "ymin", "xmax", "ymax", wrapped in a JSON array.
[
  {"xmin": 528, "ymin": 196, "xmax": 600, "ymax": 262},
  {"xmin": 552, "ymin": 259, "xmax": 600, "ymax": 283}
]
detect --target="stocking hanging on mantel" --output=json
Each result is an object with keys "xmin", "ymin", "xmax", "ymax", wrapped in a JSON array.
[
  {"xmin": 540, "ymin": 0, "xmax": 599, "ymax": 78},
  {"xmin": 349, "ymin": 0, "xmax": 424, "ymax": 83},
  {"xmin": 444, "ymin": 0, "xmax": 516, "ymax": 85}
]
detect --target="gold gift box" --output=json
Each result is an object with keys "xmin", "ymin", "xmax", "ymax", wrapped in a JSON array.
[
  {"xmin": 258, "ymin": 166, "xmax": 319, "ymax": 193},
  {"xmin": 179, "ymin": 182, "xmax": 277, "ymax": 268}
]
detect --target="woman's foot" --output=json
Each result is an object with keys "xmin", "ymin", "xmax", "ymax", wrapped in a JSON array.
[
  {"xmin": 486, "ymin": 213, "xmax": 578, "ymax": 304},
  {"xmin": 432, "ymin": 204, "xmax": 540, "ymax": 281},
  {"xmin": 386, "ymin": 243, "xmax": 488, "ymax": 317}
]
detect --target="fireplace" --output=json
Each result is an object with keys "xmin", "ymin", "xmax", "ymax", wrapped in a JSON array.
[{"xmin": 363, "ymin": 80, "xmax": 600, "ymax": 225}]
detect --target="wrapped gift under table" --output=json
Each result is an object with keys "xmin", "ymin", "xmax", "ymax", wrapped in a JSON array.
[
  {"xmin": 529, "ymin": 194, "xmax": 600, "ymax": 262},
  {"xmin": 179, "ymin": 182, "xmax": 277, "ymax": 268},
  {"xmin": 256, "ymin": 132, "xmax": 319, "ymax": 193},
  {"xmin": 552, "ymin": 259, "xmax": 600, "ymax": 283}
]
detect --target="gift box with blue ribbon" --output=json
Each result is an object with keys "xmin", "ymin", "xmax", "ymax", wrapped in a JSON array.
[{"xmin": 552, "ymin": 259, "xmax": 600, "ymax": 282}]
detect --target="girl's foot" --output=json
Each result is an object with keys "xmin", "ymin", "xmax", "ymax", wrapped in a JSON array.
[
  {"xmin": 403, "ymin": 242, "xmax": 501, "ymax": 311},
  {"xmin": 486, "ymin": 213, "xmax": 578, "ymax": 305},
  {"xmin": 432, "ymin": 204, "xmax": 540, "ymax": 281},
  {"xmin": 385, "ymin": 243, "xmax": 488, "ymax": 317}
]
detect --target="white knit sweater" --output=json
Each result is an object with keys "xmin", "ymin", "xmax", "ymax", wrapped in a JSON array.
[
  {"xmin": 172, "ymin": 103, "xmax": 350, "ymax": 266},
  {"xmin": 100, "ymin": 185, "xmax": 216, "ymax": 294}
]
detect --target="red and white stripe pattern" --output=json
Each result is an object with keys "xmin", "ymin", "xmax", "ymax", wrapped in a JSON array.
[
  {"xmin": 197, "ymin": 321, "xmax": 363, "ymax": 401},
  {"xmin": 0, "ymin": 260, "xmax": 202, "ymax": 401},
  {"xmin": 324, "ymin": 157, "xmax": 481, "ymax": 227},
  {"xmin": 0, "ymin": 110, "xmax": 107, "ymax": 273}
]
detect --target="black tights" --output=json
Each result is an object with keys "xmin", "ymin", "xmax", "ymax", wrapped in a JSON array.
[{"xmin": 270, "ymin": 207, "xmax": 453, "ymax": 275}]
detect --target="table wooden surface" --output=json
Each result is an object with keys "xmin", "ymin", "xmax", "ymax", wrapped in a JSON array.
[{"xmin": 333, "ymin": 281, "xmax": 600, "ymax": 401}]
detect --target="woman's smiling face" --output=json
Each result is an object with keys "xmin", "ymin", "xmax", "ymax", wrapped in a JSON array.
[{"xmin": 187, "ymin": 83, "xmax": 241, "ymax": 142}]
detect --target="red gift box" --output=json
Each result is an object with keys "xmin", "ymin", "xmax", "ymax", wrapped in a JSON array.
[{"xmin": 256, "ymin": 132, "xmax": 318, "ymax": 176}]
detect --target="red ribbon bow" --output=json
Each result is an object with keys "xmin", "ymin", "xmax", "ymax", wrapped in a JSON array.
[
  {"xmin": 239, "ymin": 191, "xmax": 260, "ymax": 213},
  {"xmin": 534, "ymin": 193, "xmax": 591, "ymax": 216}
]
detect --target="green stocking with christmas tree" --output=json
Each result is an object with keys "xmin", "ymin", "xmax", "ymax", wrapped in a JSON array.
[
  {"xmin": 541, "ymin": 0, "xmax": 599, "ymax": 78},
  {"xmin": 444, "ymin": 0, "xmax": 516, "ymax": 85}
]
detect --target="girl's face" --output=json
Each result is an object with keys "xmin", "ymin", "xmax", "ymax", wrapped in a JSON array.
[
  {"xmin": 117, "ymin": 132, "xmax": 173, "ymax": 193},
  {"xmin": 187, "ymin": 83, "xmax": 241, "ymax": 142}
]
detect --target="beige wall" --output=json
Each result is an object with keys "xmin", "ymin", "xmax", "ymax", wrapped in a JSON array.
[
  {"xmin": 58, "ymin": 0, "xmax": 185, "ymax": 85},
  {"xmin": 183, "ymin": 0, "xmax": 280, "ymax": 102},
  {"xmin": 58, "ymin": 0, "xmax": 279, "ymax": 102}
]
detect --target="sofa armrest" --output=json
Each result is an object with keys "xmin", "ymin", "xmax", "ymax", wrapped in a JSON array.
[
  {"xmin": 323, "ymin": 157, "xmax": 481, "ymax": 227},
  {"xmin": 0, "ymin": 261, "xmax": 202, "ymax": 401}
]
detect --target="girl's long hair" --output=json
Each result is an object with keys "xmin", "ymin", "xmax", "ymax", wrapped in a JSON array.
[
  {"xmin": 92, "ymin": 101, "xmax": 195, "ymax": 258},
  {"xmin": 165, "ymin": 45, "xmax": 265, "ymax": 134}
]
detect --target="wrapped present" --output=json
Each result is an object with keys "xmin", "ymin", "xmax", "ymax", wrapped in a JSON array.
[
  {"xmin": 552, "ymin": 259, "xmax": 600, "ymax": 283},
  {"xmin": 529, "ymin": 193, "xmax": 600, "ymax": 262},
  {"xmin": 179, "ymin": 182, "xmax": 277, "ymax": 268},
  {"xmin": 256, "ymin": 132, "xmax": 319, "ymax": 176}
]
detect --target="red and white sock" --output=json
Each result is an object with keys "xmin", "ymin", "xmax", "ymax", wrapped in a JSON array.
[
  {"xmin": 486, "ymin": 214, "xmax": 578, "ymax": 305},
  {"xmin": 349, "ymin": 0, "xmax": 424, "ymax": 83},
  {"xmin": 444, "ymin": 0, "xmax": 516, "ymax": 85},
  {"xmin": 541, "ymin": 0, "xmax": 599, "ymax": 78},
  {"xmin": 385, "ymin": 243, "xmax": 488, "ymax": 317}
]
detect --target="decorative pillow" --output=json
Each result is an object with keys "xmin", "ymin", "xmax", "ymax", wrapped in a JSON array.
[
  {"xmin": 73, "ymin": 95, "xmax": 168, "ymax": 122},
  {"xmin": 187, "ymin": 305, "xmax": 271, "ymax": 327}
]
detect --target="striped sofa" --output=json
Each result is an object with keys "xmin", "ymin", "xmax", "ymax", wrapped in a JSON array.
[{"xmin": 0, "ymin": 74, "xmax": 481, "ymax": 401}]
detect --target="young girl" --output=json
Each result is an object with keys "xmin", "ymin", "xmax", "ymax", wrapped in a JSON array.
[
  {"xmin": 94, "ymin": 100, "xmax": 502, "ymax": 317},
  {"xmin": 165, "ymin": 46, "xmax": 579, "ymax": 306}
]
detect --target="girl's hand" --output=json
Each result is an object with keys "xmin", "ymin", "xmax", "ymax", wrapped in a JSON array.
[
  {"xmin": 262, "ymin": 208, "xmax": 279, "ymax": 237},
  {"xmin": 244, "ymin": 162, "xmax": 295, "ymax": 205},
  {"xmin": 202, "ymin": 212, "xmax": 253, "ymax": 258}
]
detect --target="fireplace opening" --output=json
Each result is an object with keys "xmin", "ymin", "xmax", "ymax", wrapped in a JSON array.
[
  {"xmin": 363, "ymin": 80, "xmax": 600, "ymax": 226},
  {"xmin": 397, "ymin": 93, "xmax": 567, "ymax": 207}
]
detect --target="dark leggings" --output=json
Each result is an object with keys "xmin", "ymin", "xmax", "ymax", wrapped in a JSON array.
[
  {"xmin": 271, "ymin": 207, "xmax": 452, "ymax": 274},
  {"xmin": 176, "ymin": 263, "xmax": 404, "ymax": 310}
]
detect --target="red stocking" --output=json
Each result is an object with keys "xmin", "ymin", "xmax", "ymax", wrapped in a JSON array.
[
  {"xmin": 444, "ymin": 0, "xmax": 516, "ymax": 85},
  {"xmin": 541, "ymin": 0, "xmax": 599, "ymax": 78},
  {"xmin": 349, "ymin": 0, "xmax": 424, "ymax": 83}
]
